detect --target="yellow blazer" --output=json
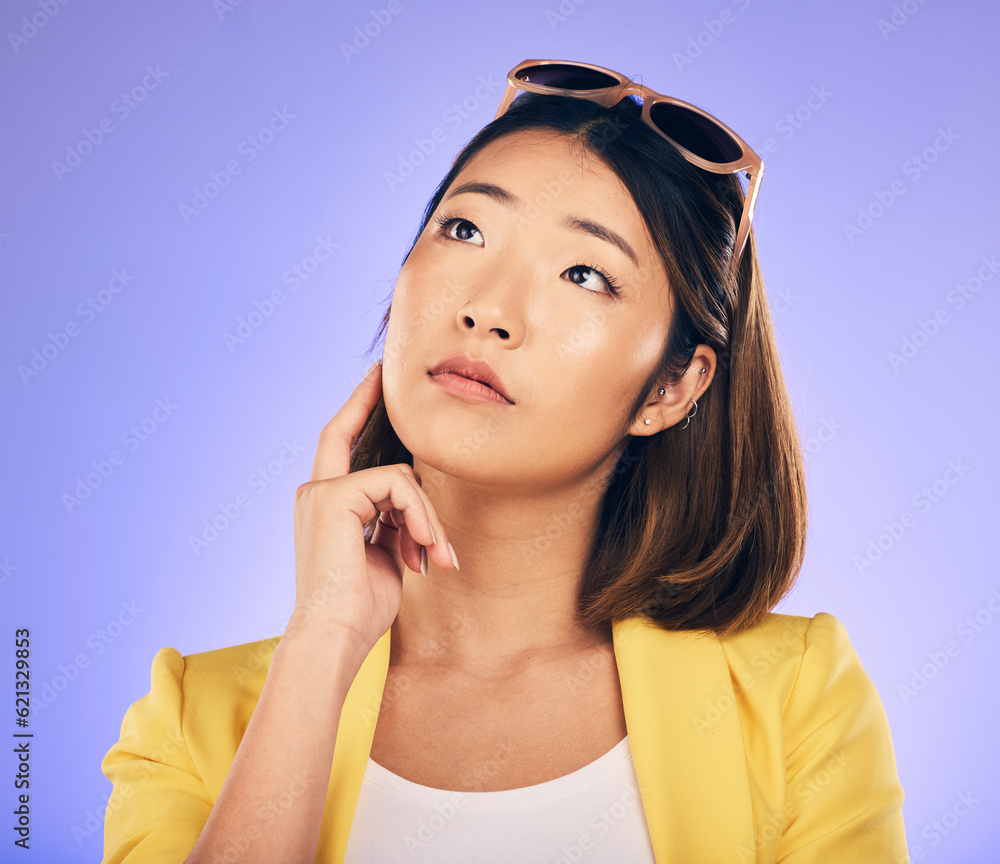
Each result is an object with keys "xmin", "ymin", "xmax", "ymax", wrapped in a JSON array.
[{"xmin": 100, "ymin": 611, "xmax": 909, "ymax": 863}]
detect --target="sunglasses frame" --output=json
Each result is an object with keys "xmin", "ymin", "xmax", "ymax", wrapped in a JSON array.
[{"xmin": 494, "ymin": 59, "xmax": 764, "ymax": 280}]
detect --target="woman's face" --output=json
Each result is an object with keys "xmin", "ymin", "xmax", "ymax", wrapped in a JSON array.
[{"xmin": 382, "ymin": 128, "xmax": 677, "ymax": 490}]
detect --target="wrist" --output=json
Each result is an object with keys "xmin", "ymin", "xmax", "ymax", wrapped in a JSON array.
[{"xmin": 277, "ymin": 619, "xmax": 372, "ymax": 690}]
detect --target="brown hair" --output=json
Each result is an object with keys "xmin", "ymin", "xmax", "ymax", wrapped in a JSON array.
[{"xmin": 350, "ymin": 90, "xmax": 807, "ymax": 637}]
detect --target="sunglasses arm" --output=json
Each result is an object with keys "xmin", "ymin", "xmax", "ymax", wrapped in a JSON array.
[
  {"xmin": 730, "ymin": 162, "xmax": 764, "ymax": 281},
  {"xmin": 493, "ymin": 81, "xmax": 522, "ymax": 121}
]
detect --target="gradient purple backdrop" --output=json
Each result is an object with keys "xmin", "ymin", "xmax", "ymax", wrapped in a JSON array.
[{"xmin": 2, "ymin": 0, "xmax": 998, "ymax": 860}]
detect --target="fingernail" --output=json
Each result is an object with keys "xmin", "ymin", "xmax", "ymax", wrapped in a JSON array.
[
  {"xmin": 447, "ymin": 542, "xmax": 460, "ymax": 571},
  {"xmin": 364, "ymin": 361, "xmax": 379, "ymax": 378},
  {"xmin": 420, "ymin": 546, "xmax": 428, "ymax": 577},
  {"xmin": 427, "ymin": 521, "xmax": 437, "ymax": 545}
]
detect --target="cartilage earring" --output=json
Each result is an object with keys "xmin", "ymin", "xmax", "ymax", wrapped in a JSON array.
[
  {"xmin": 658, "ymin": 388, "xmax": 665, "ymax": 395},
  {"xmin": 679, "ymin": 399, "xmax": 699, "ymax": 429}
]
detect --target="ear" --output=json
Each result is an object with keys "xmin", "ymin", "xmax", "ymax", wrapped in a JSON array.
[{"xmin": 629, "ymin": 345, "xmax": 717, "ymax": 437}]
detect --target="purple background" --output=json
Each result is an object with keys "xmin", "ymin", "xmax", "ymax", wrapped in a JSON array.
[{"xmin": 2, "ymin": 0, "xmax": 997, "ymax": 860}]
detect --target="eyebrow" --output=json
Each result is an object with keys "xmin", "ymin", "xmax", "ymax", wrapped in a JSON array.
[{"xmin": 443, "ymin": 181, "xmax": 639, "ymax": 268}]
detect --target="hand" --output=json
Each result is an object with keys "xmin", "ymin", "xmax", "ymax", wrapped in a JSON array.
[{"xmin": 284, "ymin": 361, "xmax": 458, "ymax": 670}]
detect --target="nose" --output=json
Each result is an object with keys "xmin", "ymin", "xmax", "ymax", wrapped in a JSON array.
[{"xmin": 456, "ymin": 288, "xmax": 526, "ymax": 348}]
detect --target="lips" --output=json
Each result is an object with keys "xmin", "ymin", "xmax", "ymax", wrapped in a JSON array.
[{"xmin": 428, "ymin": 353, "xmax": 513, "ymax": 404}]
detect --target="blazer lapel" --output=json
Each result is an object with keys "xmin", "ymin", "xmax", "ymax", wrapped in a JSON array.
[
  {"xmin": 318, "ymin": 617, "xmax": 756, "ymax": 864},
  {"xmin": 613, "ymin": 616, "xmax": 757, "ymax": 863},
  {"xmin": 321, "ymin": 625, "xmax": 393, "ymax": 864}
]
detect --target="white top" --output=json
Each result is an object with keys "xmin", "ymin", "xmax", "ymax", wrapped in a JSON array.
[{"xmin": 343, "ymin": 734, "xmax": 657, "ymax": 863}]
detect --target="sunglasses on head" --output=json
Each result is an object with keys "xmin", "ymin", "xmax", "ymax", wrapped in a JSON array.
[{"xmin": 494, "ymin": 59, "xmax": 764, "ymax": 280}]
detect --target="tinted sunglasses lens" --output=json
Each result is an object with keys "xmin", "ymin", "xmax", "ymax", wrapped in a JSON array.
[
  {"xmin": 514, "ymin": 64, "xmax": 619, "ymax": 92},
  {"xmin": 648, "ymin": 102, "xmax": 743, "ymax": 164}
]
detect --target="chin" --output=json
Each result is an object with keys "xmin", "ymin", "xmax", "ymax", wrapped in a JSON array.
[{"xmin": 388, "ymin": 391, "xmax": 515, "ymax": 489}]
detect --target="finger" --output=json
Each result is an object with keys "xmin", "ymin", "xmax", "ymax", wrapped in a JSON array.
[
  {"xmin": 311, "ymin": 360, "xmax": 383, "ymax": 482},
  {"xmin": 369, "ymin": 468, "xmax": 455, "ymax": 571},
  {"xmin": 397, "ymin": 519, "xmax": 424, "ymax": 576},
  {"xmin": 335, "ymin": 465, "xmax": 438, "ymax": 554},
  {"xmin": 387, "ymin": 466, "xmax": 458, "ymax": 570},
  {"xmin": 372, "ymin": 509, "xmax": 423, "ymax": 576},
  {"xmin": 390, "ymin": 466, "xmax": 441, "ymax": 545},
  {"xmin": 371, "ymin": 512, "xmax": 406, "ymax": 577}
]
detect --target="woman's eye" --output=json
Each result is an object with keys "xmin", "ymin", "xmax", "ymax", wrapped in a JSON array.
[
  {"xmin": 442, "ymin": 218, "xmax": 483, "ymax": 246},
  {"xmin": 564, "ymin": 264, "xmax": 619, "ymax": 295},
  {"xmin": 435, "ymin": 216, "xmax": 620, "ymax": 296}
]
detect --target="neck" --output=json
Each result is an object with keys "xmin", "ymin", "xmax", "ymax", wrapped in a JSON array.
[{"xmin": 392, "ymin": 453, "xmax": 622, "ymax": 676}]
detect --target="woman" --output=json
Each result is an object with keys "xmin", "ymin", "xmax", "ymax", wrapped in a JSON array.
[{"xmin": 101, "ymin": 60, "xmax": 909, "ymax": 863}]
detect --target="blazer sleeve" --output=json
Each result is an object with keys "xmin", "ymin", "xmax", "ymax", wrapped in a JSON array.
[
  {"xmin": 100, "ymin": 647, "xmax": 212, "ymax": 863},
  {"xmin": 775, "ymin": 613, "xmax": 909, "ymax": 863}
]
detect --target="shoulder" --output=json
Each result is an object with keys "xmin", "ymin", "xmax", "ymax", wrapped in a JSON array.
[
  {"xmin": 714, "ymin": 611, "xmax": 882, "ymax": 721},
  {"xmin": 181, "ymin": 634, "xmax": 282, "ymax": 690},
  {"xmin": 619, "ymin": 610, "xmax": 883, "ymax": 732},
  {"xmin": 101, "ymin": 636, "xmax": 285, "ymax": 856},
  {"xmin": 137, "ymin": 636, "xmax": 283, "ymax": 743},
  {"xmin": 720, "ymin": 610, "xmax": 838, "ymax": 686},
  {"xmin": 119, "ymin": 636, "xmax": 283, "ymax": 794},
  {"xmin": 144, "ymin": 634, "xmax": 281, "ymax": 697},
  {"xmin": 716, "ymin": 617, "xmax": 907, "ymax": 855},
  {"xmin": 720, "ymin": 611, "xmax": 872, "ymax": 701}
]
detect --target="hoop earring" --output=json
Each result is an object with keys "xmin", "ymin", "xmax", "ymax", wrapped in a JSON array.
[{"xmin": 679, "ymin": 399, "xmax": 698, "ymax": 429}]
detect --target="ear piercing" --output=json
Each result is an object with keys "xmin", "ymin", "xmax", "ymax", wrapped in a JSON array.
[
  {"xmin": 679, "ymin": 399, "xmax": 698, "ymax": 429},
  {"xmin": 645, "ymin": 368, "xmax": 707, "ymax": 427}
]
